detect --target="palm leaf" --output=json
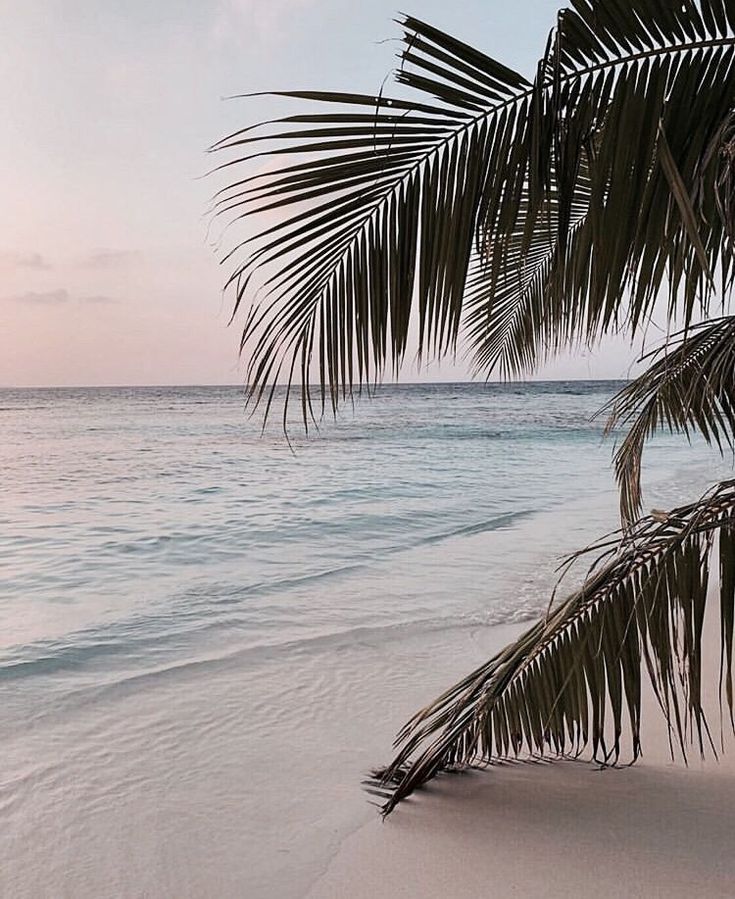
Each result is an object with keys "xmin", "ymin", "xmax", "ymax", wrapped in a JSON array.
[
  {"xmin": 213, "ymin": 4, "xmax": 735, "ymax": 422},
  {"xmin": 210, "ymin": 17, "xmax": 531, "ymax": 424},
  {"xmin": 604, "ymin": 316, "xmax": 735, "ymax": 524},
  {"xmin": 369, "ymin": 479, "xmax": 735, "ymax": 815},
  {"xmin": 497, "ymin": 0, "xmax": 735, "ymax": 356}
]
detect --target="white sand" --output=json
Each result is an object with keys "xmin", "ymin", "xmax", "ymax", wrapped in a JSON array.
[{"xmin": 309, "ymin": 604, "xmax": 735, "ymax": 898}]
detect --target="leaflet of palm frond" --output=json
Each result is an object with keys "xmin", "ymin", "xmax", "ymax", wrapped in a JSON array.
[
  {"xmin": 212, "ymin": 6, "xmax": 735, "ymax": 427},
  {"xmin": 367, "ymin": 480, "xmax": 735, "ymax": 816},
  {"xmin": 603, "ymin": 317, "xmax": 735, "ymax": 525}
]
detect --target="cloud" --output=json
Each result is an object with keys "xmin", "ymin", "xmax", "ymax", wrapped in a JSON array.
[
  {"xmin": 11, "ymin": 289, "xmax": 69, "ymax": 305},
  {"xmin": 0, "ymin": 251, "xmax": 52, "ymax": 271},
  {"xmin": 8, "ymin": 289, "xmax": 119, "ymax": 306},
  {"xmin": 82, "ymin": 249, "xmax": 140, "ymax": 268}
]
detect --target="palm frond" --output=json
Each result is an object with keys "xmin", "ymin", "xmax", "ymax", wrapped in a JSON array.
[
  {"xmin": 487, "ymin": 0, "xmax": 735, "ymax": 361},
  {"xmin": 213, "ymin": 4, "xmax": 735, "ymax": 422},
  {"xmin": 369, "ymin": 479, "xmax": 735, "ymax": 815},
  {"xmin": 210, "ymin": 17, "xmax": 531, "ymax": 424},
  {"xmin": 604, "ymin": 317, "xmax": 735, "ymax": 525}
]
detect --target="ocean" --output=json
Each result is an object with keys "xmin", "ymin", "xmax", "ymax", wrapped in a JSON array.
[{"xmin": 1, "ymin": 382, "xmax": 729, "ymax": 897}]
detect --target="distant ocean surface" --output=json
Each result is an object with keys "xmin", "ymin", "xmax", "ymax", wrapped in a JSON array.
[{"xmin": 1, "ymin": 382, "xmax": 729, "ymax": 897}]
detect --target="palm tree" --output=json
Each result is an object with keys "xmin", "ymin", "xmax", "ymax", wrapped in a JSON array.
[{"xmin": 209, "ymin": 1, "xmax": 735, "ymax": 814}]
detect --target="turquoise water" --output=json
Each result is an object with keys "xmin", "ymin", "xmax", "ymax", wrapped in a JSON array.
[{"xmin": 1, "ymin": 382, "xmax": 729, "ymax": 897}]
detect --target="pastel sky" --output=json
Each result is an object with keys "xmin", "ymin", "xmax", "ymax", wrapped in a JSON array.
[{"xmin": 2, "ymin": 0, "xmax": 640, "ymax": 387}]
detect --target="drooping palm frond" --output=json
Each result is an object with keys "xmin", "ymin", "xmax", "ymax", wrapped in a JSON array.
[
  {"xmin": 604, "ymin": 317, "xmax": 735, "ymax": 525},
  {"xmin": 486, "ymin": 0, "xmax": 735, "ymax": 358},
  {"xmin": 463, "ymin": 0, "xmax": 735, "ymax": 379},
  {"xmin": 212, "ymin": 3, "xmax": 735, "ymax": 421},
  {"xmin": 369, "ymin": 480, "xmax": 735, "ymax": 815},
  {"xmin": 209, "ymin": 17, "xmax": 531, "ymax": 424}
]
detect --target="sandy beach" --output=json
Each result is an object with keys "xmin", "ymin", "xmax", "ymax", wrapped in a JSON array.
[
  {"xmin": 310, "ymin": 596, "xmax": 735, "ymax": 899},
  {"xmin": 9, "ymin": 1, "xmax": 735, "ymax": 896},
  {"xmin": 9, "ymin": 387, "xmax": 729, "ymax": 898}
]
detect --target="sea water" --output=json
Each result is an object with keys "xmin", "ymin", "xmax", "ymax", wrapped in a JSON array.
[{"xmin": 1, "ymin": 383, "xmax": 729, "ymax": 897}]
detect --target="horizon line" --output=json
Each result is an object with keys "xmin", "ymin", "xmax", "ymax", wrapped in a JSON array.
[{"xmin": 1, "ymin": 377, "xmax": 629, "ymax": 390}]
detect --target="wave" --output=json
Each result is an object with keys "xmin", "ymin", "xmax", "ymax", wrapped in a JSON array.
[
  {"xmin": 0, "ymin": 505, "xmax": 544, "ymax": 685},
  {"xmin": 0, "ymin": 608, "xmax": 543, "ymax": 720},
  {"xmin": 415, "ymin": 509, "xmax": 533, "ymax": 547}
]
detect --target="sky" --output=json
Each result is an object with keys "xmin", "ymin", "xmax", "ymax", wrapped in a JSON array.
[{"xmin": 1, "ymin": 0, "xmax": 640, "ymax": 387}]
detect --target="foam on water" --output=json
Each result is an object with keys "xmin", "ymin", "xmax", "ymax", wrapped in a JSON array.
[{"xmin": 1, "ymin": 383, "xmax": 731, "ymax": 897}]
